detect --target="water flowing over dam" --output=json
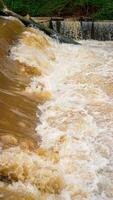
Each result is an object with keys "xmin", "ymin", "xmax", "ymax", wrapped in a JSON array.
[
  {"xmin": 49, "ymin": 19, "xmax": 113, "ymax": 40},
  {"xmin": 0, "ymin": 17, "xmax": 113, "ymax": 200}
]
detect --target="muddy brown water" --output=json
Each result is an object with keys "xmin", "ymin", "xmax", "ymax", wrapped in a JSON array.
[
  {"xmin": 0, "ymin": 17, "xmax": 41, "ymax": 200},
  {"xmin": 0, "ymin": 17, "xmax": 38, "ymax": 143},
  {"xmin": 0, "ymin": 16, "xmax": 113, "ymax": 200}
]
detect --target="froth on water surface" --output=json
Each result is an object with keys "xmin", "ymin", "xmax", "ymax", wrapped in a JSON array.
[{"xmin": 0, "ymin": 17, "xmax": 113, "ymax": 200}]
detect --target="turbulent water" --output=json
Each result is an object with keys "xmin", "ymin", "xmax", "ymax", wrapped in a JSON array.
[{"xmin": 0, "ymin": 17, "xmax": 113, "ymax": 200}]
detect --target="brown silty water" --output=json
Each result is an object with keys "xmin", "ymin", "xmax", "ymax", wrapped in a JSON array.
[
  {"xmin": 0, "ymin": 17, "xmax": 44, "ymax": 198},
  {"xmin": 0, "ymin": 17, "xmax": 59, "ymax": 200},
  {"xmin": 0, "ymin": 17, "xmax": 38, "ymax": 141},
  {"xmin": 0, "ymin": 17, "xmax": 113, "ymax": 200}
]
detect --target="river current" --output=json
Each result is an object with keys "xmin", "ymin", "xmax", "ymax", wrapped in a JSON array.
[{"xmin": 0, "ymin": 17, "xmax": 113, "ymax": 200}]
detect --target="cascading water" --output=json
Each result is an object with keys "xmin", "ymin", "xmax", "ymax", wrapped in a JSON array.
[
  {"xmin": 94, "ymin": 21, "xmax": 113, "ymax": 40},
  {"xmin": 0, "ymin": 17, "xmax": 113, "ymax": 200},
  {"xmin": 81, "ymin": 21, "xmax": 94, "ymax": 40},
  {"xmin": 51, "ymin": 20, "xmax": 65, "ymax": 35},
  {"xmin": 50, "ymin": 19, "xmax": 81, "ymax": 40},
  {"xmin": 50, "ymin": 19, "xmax": 113, "ymax": 41}
]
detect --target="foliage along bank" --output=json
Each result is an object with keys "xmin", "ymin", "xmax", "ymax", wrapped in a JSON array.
[{"xmin": 3, "ymin": 0, "xmax": 113, "ymax": 20}]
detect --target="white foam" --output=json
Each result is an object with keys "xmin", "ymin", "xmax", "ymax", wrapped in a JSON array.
[{"xmin": 10, "ymin": 29, "xmax": 113, "ymax": 199}]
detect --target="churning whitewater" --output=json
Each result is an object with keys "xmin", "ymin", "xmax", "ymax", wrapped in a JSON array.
[{"xmin": 0, "ymin": 25, "xmax": 113, "ymax": 200}]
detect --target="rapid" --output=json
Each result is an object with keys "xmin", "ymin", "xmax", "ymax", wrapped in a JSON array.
[{"xmin": 0, "ymin": 17, "xmax": 113, "ymax": 200}]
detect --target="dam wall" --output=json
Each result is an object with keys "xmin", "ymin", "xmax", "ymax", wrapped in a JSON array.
[{"xmin": 33, "ymin": 17, "xmax": 113, "ymax": 40}]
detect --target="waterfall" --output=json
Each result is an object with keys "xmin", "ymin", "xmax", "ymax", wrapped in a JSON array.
[
  {"xmin": 94, "ymin": 21, "xmax": 113, "ymax": 40},
  {"xmin": 50, "ymin": 19, "xmax": 113, "ymax": 41}
]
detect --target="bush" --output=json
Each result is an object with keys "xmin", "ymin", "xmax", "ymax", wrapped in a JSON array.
[{"xmin": 3, "ymin": 0, "xmax": 113, "ymax": 19}]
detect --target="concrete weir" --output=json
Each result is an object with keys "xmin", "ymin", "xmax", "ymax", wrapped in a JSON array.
[
  {"xmin": 33, "ymin": 17, "xmax": 113, "ymax": 40},
  {"xmin": 51, "ymin": 19, "xmax": 113, "ymax": 40}
]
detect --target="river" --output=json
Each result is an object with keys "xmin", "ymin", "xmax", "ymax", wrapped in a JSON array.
[{"xmin": 0, "ymin": 17, "xmax": 113, "ymax": 200}]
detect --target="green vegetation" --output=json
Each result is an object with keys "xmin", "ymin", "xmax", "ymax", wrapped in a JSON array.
[
  {"xmin": 3, "ymin": 0, "xmax": 113, "ymax": 19},
  {"xmin": 0, "ymin": 0, "xmax": 5, "ymax": 9}
]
